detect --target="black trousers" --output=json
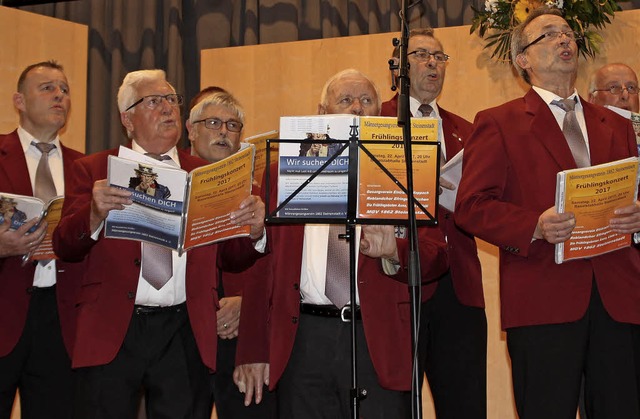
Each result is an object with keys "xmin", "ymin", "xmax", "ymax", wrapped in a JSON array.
[
  {"xmin": 212, "ymin": 335, "xmax": 277, "ymax": 418},
  {"xmin": 74, "ymin": 305, "xmax": 211, "ymax": 419},
  {"xmin": 0, "ymin": 286, "xmax": 74, "ymax": 419},
  {"xmin": 507, "ymin": 281, "xmax": 640, "ymax": 419},
  {"xmin": 277, "ymin": 313, "xmax": 410, "ymax": 419},
  {"xmin": 419, "ymin": 272, "xmax": 488, "ymax": 419}
]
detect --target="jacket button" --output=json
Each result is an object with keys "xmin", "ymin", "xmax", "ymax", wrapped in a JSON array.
[
  {"xmin": 127, "ymin": 291, "xmax": 135, "ymax": 299},
  {"xmin": 292, "ymin": 316, "xmax": 298, "ymax": 324},
  {"xmin": 26, "ymin": 287, "xmax": 34, "ymax": 294},
  {"xmin": 293, "ymin": 283, "xmax": 299, "ymax": 291},
  {"xmin": 134, "ymin": 259, "xmax": 141, "ymax": 267}
]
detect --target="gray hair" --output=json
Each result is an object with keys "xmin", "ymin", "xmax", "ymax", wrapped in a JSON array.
[
  {"xmin": 189, "ymin": 91, "xmax": 245, "ymax": 125},
  {"xmin": 117, "ymin": 69, "xmax": 174, "ymax": 113}
]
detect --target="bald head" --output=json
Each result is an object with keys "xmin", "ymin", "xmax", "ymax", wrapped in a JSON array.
[
  {"xmin": 588, "ymin": 63, "xmax": 639, "ymax": 113},
  {"xmin": 318, "ymin": 69, "xmax": 381, "ymax": 116}
]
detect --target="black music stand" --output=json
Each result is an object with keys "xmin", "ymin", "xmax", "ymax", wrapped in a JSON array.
[{"xmin": 265, "ymin": 117, "xmax": 440, "ymax": 419}]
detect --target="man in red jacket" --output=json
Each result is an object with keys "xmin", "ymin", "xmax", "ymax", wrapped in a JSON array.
[
  {"xmin": 456, "ymin": 8, "xmax": 640, "ymax": 418},
  {"xmin": 187, "ymin": 88, "xmax": 277, "ymax": 418},
  {"xmin": 380, "ymin": 28, "xmax": 487, "ymax": 419},
  {"xmin": 0, "ymin": 60, "xmax": 84, "ymax": 419},
  {"xmin": 234, "ymin": 69, "xmax": 450, "ymax": 419},
  {"xmin": 53, "ymin": 69, "xmax": 265, "ymax": 419}
]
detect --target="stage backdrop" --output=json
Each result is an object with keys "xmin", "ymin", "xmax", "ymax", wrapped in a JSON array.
[
  {"xmin": 0, "ymin": 5, "xmax": 87, "ymax": 419},
  {"xmin": 201, "ymin": 9, "xmax": 640, "ymax": 419},
  {"xmin": 0, "ymin": 5, "xmax": 87, "ymax": 154}
]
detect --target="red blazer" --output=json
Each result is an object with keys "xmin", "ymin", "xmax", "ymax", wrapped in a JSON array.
[
  {"xmin": 237, "ymin": 163, "xmax": 449, "ymax": 391},
  {"xmin": 0, "ymin": 130, "xmax": 84, "ymax": 357},
  {"xmin": 381, "ymin": 95, "xmax": 485, "ymax": 308},
  {"xmin": 52, "ymin": 147, "xmax": 259, "ymax": 370},
  {"xmin": 455, "ymin": 89, "xmax": 640, "ymax": 329}
]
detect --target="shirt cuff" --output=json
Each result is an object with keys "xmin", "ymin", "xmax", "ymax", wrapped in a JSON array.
[
  {"xmin": 381, "ymin": 258, "xmax": 401, "ymax": 275},
  {"xmin": 253, "ymin": 228, "xmax": 267, "ymax": 253}
]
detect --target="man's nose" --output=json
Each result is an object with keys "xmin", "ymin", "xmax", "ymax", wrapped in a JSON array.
[{"xmin": 350, "ymin": 99, "xmax": 364, "ymax": 115}]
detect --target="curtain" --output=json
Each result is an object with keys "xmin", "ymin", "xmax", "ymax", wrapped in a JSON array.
[{"xmin": 18, "ymin": 0, "xmax": 640, "ymax": 153}]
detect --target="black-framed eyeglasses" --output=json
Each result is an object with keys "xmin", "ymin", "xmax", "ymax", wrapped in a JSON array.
[
  {"xmin": 192, "ymin": 117, "xmax": 243, "ymax": 133},
  {"xmin": 125, "ymin": 93, "xmax": 184, "ymax": 112},
  {"xmin": 593, "ymin": 85, "xmax": 640, "ymax": 95},
  {"xmin": 521, "ymin": 31, "xmax": 581, "ymax": 53},
  {"xmin": 408, "ymin": 49, "xmax": 450, "ymax": 63}
]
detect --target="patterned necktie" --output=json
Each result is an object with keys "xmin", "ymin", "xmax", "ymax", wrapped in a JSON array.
[
  {"xmin": 551, "ymin": 98, "xmax": 591, "ymax": 168},
  {"xmin": 324, "ymin": 225, "xmax": 350, "ymax": 308},
  {"xmin": 32, "ymin": 142, "xmax": 57, "ymax": 203},
  {"xmin": 140, "ymin": 152, "xmax": 174, "ymax": 290}
]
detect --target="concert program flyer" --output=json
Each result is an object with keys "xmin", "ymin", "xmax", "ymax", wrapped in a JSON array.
[{"xmin": 555, "ymin": 156, "xmax": 639, "ymax": 263}]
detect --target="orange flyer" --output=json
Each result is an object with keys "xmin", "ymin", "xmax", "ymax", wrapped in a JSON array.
[
  {"xmin": 555, "ymin": 156, "xmax": 639, "ymax": 263},
  {"xmin": 31, "ymin": 197, "xmax": 64, "ymax": 261},
  {"xmin": 183, "ymin": 143, "xmax": 255, "ymax": 250},
  {"xmin": 357, "ymin": 116, "xmax": 439, "ymax": 222},
  {"xmin": 245, "ymin": 130, "xmax": 278, "ymax": 188}
]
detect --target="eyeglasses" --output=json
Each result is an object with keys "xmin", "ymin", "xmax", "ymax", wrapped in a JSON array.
[
  {"xmin": 125, "ymin": 94, "xmax": 184, "ymax": 112},
  {"xmin": 521, "ymin": 31, "xmax": 581, "ymax": 53},
  {"xmin": 192, "ymin": 118, "xmax": 243, "ymax": 133},
  {"xmin": 593, "ymin": 85, "xmax": 639, "ymax": 95},
  {"xmin": 408, "ymin": 49, "xmax": 450, "ymax": 63}
]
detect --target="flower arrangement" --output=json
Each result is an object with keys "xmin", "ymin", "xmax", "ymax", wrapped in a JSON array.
[{"xmin": 470, "ymin": 0, "xmax": 625, "ymax": 62}]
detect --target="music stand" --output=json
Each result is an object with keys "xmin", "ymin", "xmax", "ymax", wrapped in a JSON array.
[{"xmin": 265, "ymin": 115, "xmax": 440, "ymax": 419}]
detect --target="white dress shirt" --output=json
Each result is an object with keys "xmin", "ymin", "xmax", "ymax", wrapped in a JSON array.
[{"xmin": 410, "ymin": 96, "xmax": 446, "ymax": 160}]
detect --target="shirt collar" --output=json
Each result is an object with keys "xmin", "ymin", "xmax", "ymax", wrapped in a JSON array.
[{"xmin": 17, "ymin": 126, "xmax": 61, "ymax": 156}]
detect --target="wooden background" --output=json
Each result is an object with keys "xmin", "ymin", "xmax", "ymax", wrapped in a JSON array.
[{"xmin": 0, "ymin": 5, "xmax": 87, "ymax": 154}]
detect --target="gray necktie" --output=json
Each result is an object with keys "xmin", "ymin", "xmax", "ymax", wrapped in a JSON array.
[
  {"xmin": 140, "ymin": 153, "xmax": 174, "ymax": 290},
  {"xmin": 418, "ymin": 104, "xmax": 445, "ymax": 166},
  {"xmin": 551, "ymin": 98, "xmax": 591, "ymax": 168},
  {"xmin": 324, "ymin": 225, "xmax": 350, "ymax": 308},
  {"xmin": 32, "ymin": 142, "xmax": 57, "ymax": 203}
]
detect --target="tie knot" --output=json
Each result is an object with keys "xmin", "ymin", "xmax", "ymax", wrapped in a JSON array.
[
  {"xmin": 552, "ymin": 98, "xmax": 576, "ymax": 112},
  {"xmin": 145, "ymin": 152, "xmax": 173, "ymax": 162},
  {"xmin": 33, "ymin": 141, "xmax": 56, "ymax": 155},
  {"xmin": 418, "ymin": 104, "xmax": 433, "ymax": 117}
]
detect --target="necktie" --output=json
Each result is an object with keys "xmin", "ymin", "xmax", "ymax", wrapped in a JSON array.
[
  {"xmin": 551, "ymin": 98, "xmax": 591, "ymax": 168},
  {"xmin": 32, "ymin": 142, "xmax": 57, "ymax": 203},
  {"xmin": 324, "ymin": 225, "xmax": 350, "ymax": 308},
  {"xmin": 140, "ymin": 152, "xmax": 174, "ymax": 290},
  {"xmin": 418, "ymin": 104, "xmax": 445, "ymax": 166},
  {"xmin": 418, "ymin": 103, "xmax": 433, "ymax": 118}
]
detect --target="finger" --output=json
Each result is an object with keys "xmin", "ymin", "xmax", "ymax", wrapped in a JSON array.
[{"xmin": 244, "ymin": 374, "xmax": 255, "ymax": 406}]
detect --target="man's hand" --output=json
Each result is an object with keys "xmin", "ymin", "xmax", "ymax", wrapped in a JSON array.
[
  {"xmin": 533, "ymin": 206, "xmax": 576, "ymax": 244},
  {"xmin": 230, "ymin": 195, "xmax": 265, "ymax": 240},
  {"xmin": 610, "ymin": 201, "xmax": 640, "ymax": 234},
  {"xmin": 217, "ymin": 296, "xmax": 241, "ymax": 339},
  {"xmin": 360, "ymin": 225, "xmax": 399, "ymax": 261},
  {"xmin": 89, "ymin": 180, "xmax": 132, "ymax": 233},
  {"xmin": 0, "ymin": 217, "xmax": 47, "ymax": 258},
  {"xmin": 233, "ymin": 363, "xmax": 270, "ymax": 406}
]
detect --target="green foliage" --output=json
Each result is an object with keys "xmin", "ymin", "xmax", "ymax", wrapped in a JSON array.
[{"xmin": 470, "ymin": 0, "xmax": 625, "ymax": 63}]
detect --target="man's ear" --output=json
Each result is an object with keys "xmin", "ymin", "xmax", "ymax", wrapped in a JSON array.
[
  {"xmin": 13, "ymin": 92, "xmax": 25, "ymax": 112},
  {"xmin": 121, "ymin": 111, "xmax": 134, "ymax": 134},
  {"xmin": 515, "ymin": 53, "xmax": 529, "ymax": 71}
]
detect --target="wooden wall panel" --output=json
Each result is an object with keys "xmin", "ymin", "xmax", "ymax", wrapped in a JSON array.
[
  {"xmin": 0, "ymin": 6, "xmax": 87, "ymax": 153},
  {"xmin": 202, "ymin": 9, "xmax": 640, "ymax": 419}
]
